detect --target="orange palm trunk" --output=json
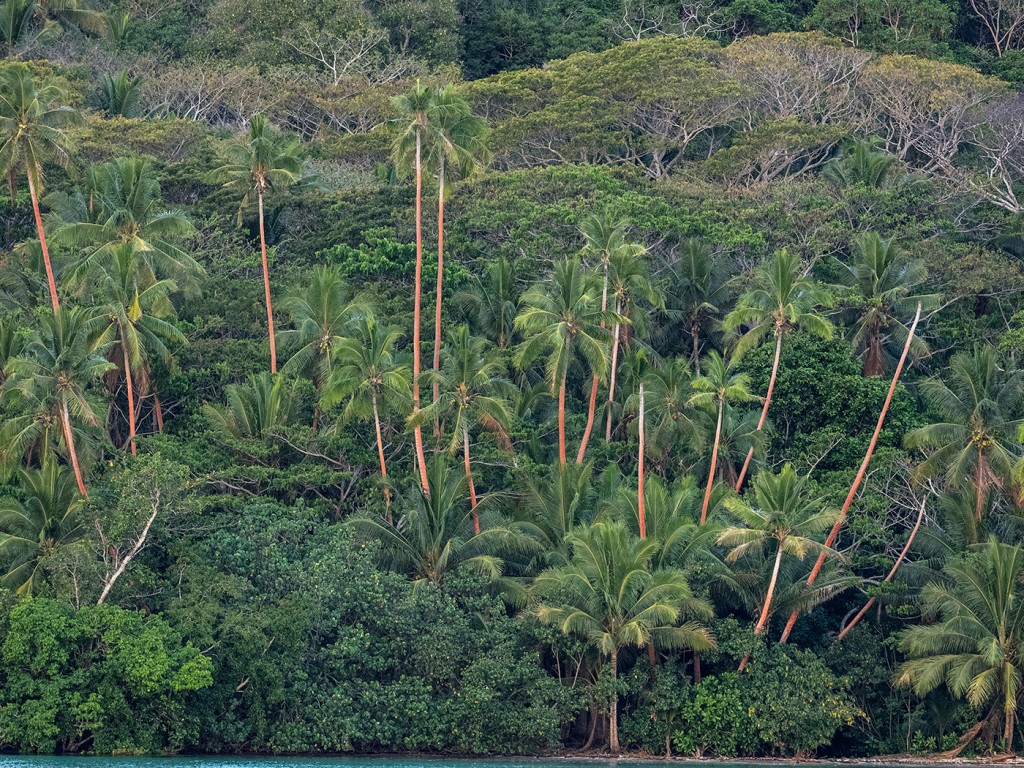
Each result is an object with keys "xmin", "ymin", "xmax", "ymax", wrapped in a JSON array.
[
  {"xmin": 27, "ymin": 172, "xmax": 59, "ymax": 314},
  {"xmin": 699, "ymin": 399, "xmax": 723, "ymax": 525},
  {"xmin": 123, "ymin": 340, "xmax": 137, "ymax": 457},
  {"xmin": 638, "ymin": 381, "xmax": 647, "ymax": 539},
  {"xmin": 465, "ymin": 428, "xmax": 479, "ymax": 534},
  {"xmin": 558, "ymin": 368, "xmax": 568, "ymax": 468},
  {"xmin": 60, "ymin": 399, "xmax": 87, "ymax": 496},
  {"xmin": 577, "ymin": 269, "xmax": 608, "ymax": 463},
  {"xmin": 736, "ymin": 332, "xmax": 782, "ymax": 491},
  {"xmin": 433, "ymin": 162, "xmax": 445, "ymax": 415},
  {"xmin": 604, "ymin": 319, "xmax": 621, "ymax": 441},
  {"xmin": 411, "ymin": 129, "xmax": 431, "ymax": 493},
  {"xmin": 371, "ymin": 391, "xmax": 391, "ymax": 513},
  {"xmin": 257, "ymin": 189, "xmax": 277, "ymax": 373}
]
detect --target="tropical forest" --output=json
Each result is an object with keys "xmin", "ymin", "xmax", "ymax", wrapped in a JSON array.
[{"xmin": 3, "ymin": 0, "xmax": 1024, "ymax": 760}]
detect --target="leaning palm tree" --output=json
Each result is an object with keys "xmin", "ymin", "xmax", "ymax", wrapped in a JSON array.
[
  {"xmin": 0, "ymin": 62, "xmax": 78, "ymax": 313},
  {"xmin": 724, "ymin": 249, "xmax": 832, "ymax": 490},
  {"xmin": 0, "ymin": 456, "xmax": 84, "ymax": 595},
  {"xmin": 533, "ymin": 520, "xmax": 715, "ymax": 754},
  {"xmin": 1, "ymin": 308, "xmax": 114, "ymax": 495},
  {"xmin": 689, "ymin": 350, "xmax": 757, "ymax": 525},
  {"xmin": 321, "ymin": 314, "xmax": 410, "ymax": 510},
  {"xmin": 413, "ymin": 325, "xmax": 511, "ymax": 531},
  {"xmin": 907, "ymin": 345, "xmax": 1024, "ymax": 522},
  {"xmin": 838, "ymin": 232, "xmax": 937, "ymax": 376},
  {"xmin": 515, "ymin": 259, "xmax": 618, "ymax": 468},
  {"xmin": 210, "ymin": 114, "xmax": 302, "ymax": 374},
  {"xmin": 718, "ymin": 464, "xmax": 837, "ymax": 668},
  {"xmin": 896, "ymin": 538, "xmax": 1024, "ymax": 754},
  {"xmin": 392, "ymin": 81, "xmax": 435, "ymax": 493}
]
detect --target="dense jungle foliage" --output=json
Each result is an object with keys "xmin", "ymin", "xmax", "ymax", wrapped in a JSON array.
[{"xmin": 4, "ymin": 0, "xmax": 1024, "ymax": 759}]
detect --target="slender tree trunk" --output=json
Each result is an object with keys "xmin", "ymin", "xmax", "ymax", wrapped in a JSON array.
[
  {"xmin": 1005, "ymin": 707, "xmax": 1015, "ymax": 752},
  {"xmin": 735, "ymin": 331, "xmax": 782, "ymax": 491},
  {"xmin": 976, "ymin": 453, "xmax": 987, "ymax": 522},
  {"xmin": 60, "ymin": 398, "xmax": 87, "ymax": 496},
  {"xmin": 604, "ymin": 319, "xmax": 621, "ymax": 441},
  {"xmin": 371, "ymin": 390, "xmax": 391, "ymax": 515},
  {"xmin": 433, "ymin": 162, "xmax": 445, "ymax": 425},
  {"xmin": 123, "ymin": 337, "xmax": 137, "ymax": 457},
  {"xmin": 836, "ymin": 495, "xmax": 927, "ymax": 643},
  {"xmin": 153, "ymin": 389, "xmax": 164, "ymax": 433},
  {"xmin": 691, "ymin": 322, "xmax": 701, "ymax": 374},
  {"xmin": 465, "ymin": 427, "xmax": 479, "ymax": 534},
  {"xmin": 27, "ymin": 172, "xmax": 59, "ymax": 314},
  {"xmin": 411, "ymin": 128, "xmax": 430, "ymax": 493},
  {"xmin": 257, "ymin": 189, "xmax": 277, "ymax": 373},
  {"xmin": 693, "ymin": 652, "xmax": 702, "ymax": 683},
  {"xmin": 699, "ymin": 398, "xmax": 724, "ymax": 525},
  {"xmin": 780, "ymin": 302, "xmax": 922, "ymax": 644},
  {"xmin": 577, "ymin": 268, "xmax": 609, "ymax": 463},
  {"xmin": 609, "ymin": 647, "xmax": 620, "ymax": 755},
  {"xmin": 558, "ymin": 368, "xmax": 567, "ymax": 468},
  {"xmin": 738, "ymin": 538, "xmax": 785, "ymax": 673},
  {"xmin": 638, "ymin": 381, "xmax": 646, "ymax": 539}
]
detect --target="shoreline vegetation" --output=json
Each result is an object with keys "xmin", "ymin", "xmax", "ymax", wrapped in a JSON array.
[{"xmin": 3, "ymin": 0, "xmax": 1024, "ymax": 762}]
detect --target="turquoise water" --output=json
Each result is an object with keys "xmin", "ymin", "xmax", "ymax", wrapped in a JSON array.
[{"xmin": 0, "ymin": 759, "xmax": 918, "ymax": 768}]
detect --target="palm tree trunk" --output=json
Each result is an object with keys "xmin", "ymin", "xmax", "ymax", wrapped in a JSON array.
[
  {"xmin": 60, "ymin": 398, "xmax": 87, "ymax": 496},
  {"xmin": 976, "ymin": 453, "xmax": 987, "ymax": 522},
  {"xmin": 699, "ymin": 398, "xmax": 724, "ymax": 525},
  {"xmin": 371, "ymin": 390, "xmax": 391, "ymax": 515},
  {"xmin": 411, "ymin": 128, "xmax": 430, "ymax": 494},
  {"xmin": 153, "ymin": 390, "xmax": 164, "ymax": 433},
  {"xmin": 780, "ymin": 302, "xmax": 922, "ymax": 644},
  {"xmin": 432, "ymin": 161, "xmax": 445, "ymax": 425},
  {"xmin": 1005, "ymin": 706, "xmax": 1015, "ymax": 752},
  {"xmin": 577, "ymin": 268, "xmax": 609, "ymax": 463},
  {"xmin": 691, "ymin": 322, "xmax": 701, "ymax": 374},
  {"xmin": 836, "ymin": 495, "xmax": 926, "ymax": 643},
  {"xmin": 609, "ymin": 647, "xmax": 620, "ymax": 755},
  {"xmin": 123, "ymin": 337, "xmax": 137, "ymax": 457},
  {"xmin": 738, "ymin": 539, "xmax": 785, "ymax": 673},
  {"xmin": 735, "ymin": 331, "xmax": 782, "ymax": 491},
  {"xmin": 558, "ymin": 368, "xmax": 567, "ymax": 468},
  {"xmin": 257, "ymin": 189, "xmax": 277, "ymax": 374},
  {"xmin": 465, "ymin": 427, "xmax": 479, "ymax": 534},
  {"xmin": 604, "ymin": 319, "xmax": 621, "ymax": 441},
  {"xmin": 638, "ymin": 381, "xmax": 647, "ymax": 539},
  {"xmin": 27, "ymin": 172, "xmax": 59, "ymax": 314}
]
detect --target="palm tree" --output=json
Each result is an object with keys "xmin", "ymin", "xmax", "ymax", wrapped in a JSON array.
[
  {"xmin": 87, "ymin": 244, "xmax": 186, "ymax": 456},
  {"xmin": 895, "ymin": 538, "xmax": 1024, "ymax": 754},
  {"xmin": 0, "ymin": 456, "xmax": 84, "ymax": 595},
  {"xmin": 838, "ymin": 232, "xmax": 937, "ymax": 376},
  {"xmin": 321, "ymin": 314, "xmax": 410, "ymax": 510},
  {"xmin": 413, "ymin": 325, "xmax": 511, "ymax": 532},
  {"xmin": 2, "ymin": 308, "xmax": 114, "ymax": 495},
  {"xmin": 1, "ymin": 0, "xmax": 105, "ymax": 56},
  {"xmin": 642, "ymin": 356, "xmax": 703, "ymax": 469},
  {"xmin": 204, "ymin": 371, "xmax": 300, "ymax": 441},
  {"xmin": 907, "ymin": 345, "xmax": 1024, "ymax": 522},
  {"xmin": 426, "ymin": 86, "xmax": 488, "ymax": 407},
  {"xmin": 516, "ymin": 461, "xmax": 596, "ymax": 566},
  {"xmin": 97, "ymin": 69, "xmax": 143, "ymax": 118},
  {"xmin": 824, "ymin": 139, "xmax": 911, "ymax": 189},
  {"xmin": 604, "ymin": 234, "xmax": 658, "ymax": 442},
  {"xmin": 455, "ymin": 255, "xmax": 520, "ymax": 350},
  {"xmin": 533, "ymin": 520, "xmax": 715, "ymax": 754},
  {"xmin": 718, "ymin": 464, "xmax": 837, "ymax": 668},
  {"xmin": 655, "ymin": 238, "xmax": 733, "ymax": 373},
  {"xmin": 724, "ymin": 249, "xmax": 832, "ymax": 490},
  {"xmin": 515, "ymin": 259, "xmax": 617, "ymax": 468},
  {"xmin": 353, "ymin": 454, "xmax": 533, "ymax": 588},
  {"xmin": 689, "ymin": 350, "xmax": 756, "ymax": 525},
  {"xmin": 392, "ymin": 81, "xmax": 435, "ymax": 494},
  {"xmin": 0, "ymin": 62, "xmax": 78, "ymax": 313},
  {"xmin": 211, "ymin": 114, "xmax": 302, "ymax": 375}
]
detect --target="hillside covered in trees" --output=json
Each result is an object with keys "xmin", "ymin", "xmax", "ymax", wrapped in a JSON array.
[{"xmin": 4, "ymin": 0, "xmax": 1024, "ymax": 759}]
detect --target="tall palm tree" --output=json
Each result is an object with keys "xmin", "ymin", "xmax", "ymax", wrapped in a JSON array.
[
  {"xmin": 838, "ymin": 232, "xmax": 937, "ymax": 376},
  {"xmin": 392, "ymin": 81, "xmax": 435, "ymax": 494},
  {"xmin": 533, "ymin": 520, "xmax": 715, "ymax": 754},
  {"xmin": 689, "ymin": 350, "xmax": 756, "ymax": 525},
  {"xmin": 353, "ymin": 454, "xmax": 533, "ymax": 588},
  {"xmin": 413, "ymin": 325, "xmax": 511, "ymax": 531},
  {"xmin": 2, "ymin": 308, "xmax": 114, "ymax": 495},
  {"xmin": 718, "ymin": 464, "xmax": 837, "ymax": 668},
  {"xmin": 907, "ymin": 345, "xmax": 1024, "ymax": 522},
  {"xmin": 211, "ymin": 114, "xmax": 302, "ymax": 375},
  {"xmin": 896, "ymin": 538, "xmax": 1024, "ymax": 753},
  {"xmin": 321, "ymin": 314, "xmax": 410, "ymax": 510},
  {"xmin": 426, "ymin": 86, "xmax": 488, "ymax": 407},
  {"xmin": 515, "ymin": 259, "xmax": 617, "ymax": 468},
  {"xmin": 724, "ymin": 249, "xmax": 832, "ymax": 490},
  {"xmin": 604, "ymin": 234, "xmax": 658, "ymax": 442},
  {"xmin": 455, "ymin": 255, "xmax": 520, "ymax": 350},
  {"xmin": 0, "ymin": 62, "xmax": 78, "ymax": 313},
  {"xmin": 0, "ymin": 456, "xmax": 84, "ymax": 595}
]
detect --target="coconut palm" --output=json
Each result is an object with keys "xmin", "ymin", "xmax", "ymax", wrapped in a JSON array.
[
  {"xmin": 455, "ymin": 255, "xmax": 520, "ymax": 350},
  {"xmin": 1, "ymin": 0, "xmax": 105, "ymax": 56},
  {"xmin": 211, "ymin": 114, "xmax": 302, "ymax": 374},
  {"xmin": 689, "ymin": 350, "xmax": 757, "ymax": 525},
  {"xmin": 642, "ymin": 356, "xmax": 703, "ymax": 469},
  {"xmin": 515, "ymin": 259, "xmax": 618, "ymax": 468},
  {"xmin": 516, "ymin": 461, "xmax": 597, "ymax": 566},
  {"xmin": 533, "ymin": 520, "xmax": 715, "ymax": 754},
  {"xmin": 0, "ymin": 456, "xmax": 84, "ymax": 595},
  {"xmin": 413, "ymin": 325, "xmax": 511, "ymax": 531},
  {"xmin": 724, "ymin": 249, "xmax": 832, "ymax": 490},
  {"xmin": 0, "ymin": 62, "xmax": 78, "ymax": 313},
  {"xmin": 392, "ymin": 81, "xmax": 435, "ymax": 493},
  {"xmin": 896, "ymin": 538, "xmax": 1024, "ymax": 753},
  {"xmin": 718, "ymin": 464, "xmax": 837, "ymax": 664},
  {"xmin": 204, "ymin": 371, "xmax": 301, "ymax": 441},
  {"xmin": 906, "ymin": 345, "xmax": 1024, "ymax": 522},
  {"xmin": 97, "ymin": 69, "xmax": 143, "ymax": 118},
  {"xmin": 824, "ymin": 139, "xmax": 911, "ymax": 189},
  {"xmin": 321, "ymin": 314, "xmax": 410, "ymax": 510},
  {"xmin": 1, "ymin": 308, "xmax": 114, "ymax": 495},
  {"xmin": 838, "ymin": 232, "xmax": 937, "ymax": 376}
]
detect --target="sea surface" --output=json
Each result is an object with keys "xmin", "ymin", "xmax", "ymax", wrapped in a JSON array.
[{"xmin": 0, "ymin": 758, "xmax": 922, "ymax": 768}]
